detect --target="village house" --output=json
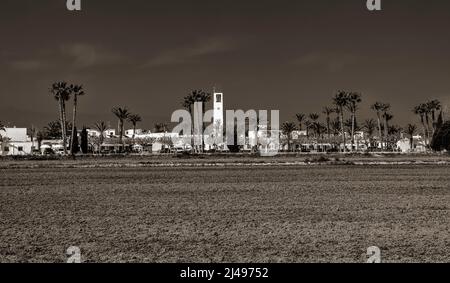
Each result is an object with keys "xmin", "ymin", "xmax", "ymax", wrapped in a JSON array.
[{"xmin": 0, "ymin": 127, "xmax": 34, "ymax": 156}]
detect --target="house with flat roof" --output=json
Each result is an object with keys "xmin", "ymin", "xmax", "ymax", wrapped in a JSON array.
[{"xmin": 0, "ymin": 127, "xmax": 34, "ymax": 156}]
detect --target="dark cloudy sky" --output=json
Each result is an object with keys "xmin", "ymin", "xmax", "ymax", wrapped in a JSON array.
[{"xmin": 1, "ymin": 0, "xmax": 449, "ymax": 130}]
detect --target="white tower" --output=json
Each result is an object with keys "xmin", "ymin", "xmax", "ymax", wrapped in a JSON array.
[
  {"xmin": 213, "ymin": 92, "xmax": 224, "ymax": 136},
  {"xmin": 213, "ymin": 92, "xmax": 223, "ymax": 127}
]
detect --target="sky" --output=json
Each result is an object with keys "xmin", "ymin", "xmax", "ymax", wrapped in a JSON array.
[{"xmin": 1, "ymin": 0, "xmax": 450, "ymax": 130}]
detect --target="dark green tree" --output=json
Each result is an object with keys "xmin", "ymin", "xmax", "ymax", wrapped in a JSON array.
[
  {"xmin": 431, "ymin": 121, "xmax": 450, "ymax": 152},
  {"xmin": 80, "ymin": 127, "xmax": 88, "ymax": 154},
  {"xmin": 71, "ymin": 126, "xmax": 80, "ymax": 154}
]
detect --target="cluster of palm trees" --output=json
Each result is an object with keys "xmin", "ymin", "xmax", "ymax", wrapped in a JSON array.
[
  {"xmin": 413, "ymin": 100, "xmax": 443, "ymax": 146},
  {"xmin": 181, "ymin": 89, "xmax": 212, "ymax": 152},
  {"xmin": 50, "ymin": 82, "xmax": 85, "ymax": 155},
  {"xmin": 283, "ymin": 90, "xmax": 445, "ymax": 152}
]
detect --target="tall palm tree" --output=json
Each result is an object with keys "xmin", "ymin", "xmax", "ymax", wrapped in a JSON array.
[
  {"xmin": 50, "ymin": 82, "xmax": 72, "ymax": 154},
  {"xmin": 308, "ymin": 113, "xmax": 320, "ymax": 137},
  {"xmin": 371, "ymin": 102, "xmax": 383, "ymax": 149},
  {"xmin": 281, "ymin": 122, "xmax": 297, "ymax": 152},
  {"xmin": 362, "ymin": 118, "xmax": 377, "ymax": 148},
  {"xmin": 295, "ymin": 113, "xmax": 306, "ymax": 131},
  {"xmin": 182, "ymin": 90, "xmax": 211, "ymax": 151},
  {"xmin": 128, "ymin": 114, "xmax": 142, "ymax": 140},
  {"xmin": 94, "ymin": 121, "xmax": 107, "ymax": 146},
  {"xmin": 383, "ymin": 111, "xmax": 393, "ymax": 149},
  {"xmin": 333, "ymin": 91, "xmax": 350, "ymax": 152},
  {"xmin": 426, "ymin": 99, "xmax": 442, "ymax": 133},
  {"xmin": 346, "ymin": 92, "xmax": 362, "ymax": 151},
  {"xmin": 371, "ymin": 102, "xmax": 390, "ymax": 150},
  {"xmin": 182, "ymin": 94, "xmax": 196, "ymax": 149},
  {"xmin": 36, "ymin": 131, "xmax": 44, "ymax": 152},
  {"xmin": 112, "ymin": 107, "xmax": 130, "ymax": 146},
  {"xmin": 322, "ymin": 107, "xmax": 335, "ymax": 139},
  {"xmin": 406, "ymin": 124, "xmax": 417, "ymax": 151},
  {"xmin": 413, "ymin": 104, "xmax": 428, "ymax": 146},
  {"xmin": 195, "ymin": 90, "xmax": 212, "ymax": 152},
  {"xmin": 69, "ymin": 84, "xmax": 85, "ymax": 155}
]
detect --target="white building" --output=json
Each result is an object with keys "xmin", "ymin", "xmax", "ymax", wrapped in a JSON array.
[{"xmin": 0, "ymin": 127, "xmax": 34, "ymax": 156}]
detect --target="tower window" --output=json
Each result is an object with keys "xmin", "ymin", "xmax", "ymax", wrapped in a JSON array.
[{"xmin": 216, "ymin": 94, "xmax": 221, "ymax": 103}]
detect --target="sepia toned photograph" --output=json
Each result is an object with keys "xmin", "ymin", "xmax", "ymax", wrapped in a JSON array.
[{"xmin": 0, "ymin": 0, "xmax": 449, "ymax": 269}]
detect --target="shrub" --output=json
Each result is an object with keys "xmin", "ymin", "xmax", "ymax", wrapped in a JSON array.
[{"xmin": 431, "ymin": 121, "xmax": 450, "ymax": 151}]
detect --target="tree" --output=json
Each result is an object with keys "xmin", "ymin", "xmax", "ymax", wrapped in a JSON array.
[
  {"xmin": 0, "ymin": 121, "xmax": 5, "ymax": 132},
  {"xmin": 371, "ymin": 102, "xmax": 390, "ymax": 150},
  {"xmin": 80, "ymin": 127, "xmax": 88, "ymax": 154},
  {"xmin": 154, "ymin": 123, "xmax": 169, "ymax": 133},
  {"xmin": 405, "ymin": 124, "xmax": 417, "ymax": 151},
  {"xmin": 427, "ymin": 99, "xmax": 442, "ymax": 132},
  {"xmin": 111, "ymin": 107, "xmax": 130, "ymax": 146},
  {"xmin": 36, "ymin": 131, "xmax": 44, "ymax": 152},
  {"xmin": 182, "ymin": 89, "xmax": 212, "ymax": 152},
  {"xmin": 295, "ymin": 113, "xmax": 306, "ymax": 131},
  {"xmin": 71, "ymin": 126, "xmax": 80, "ymax": 154},
  {"xmin": 413, "ymin": 104, "xmax": 428, "ymax": 146},
  {"xmin": 346, "ymin": 92, "xmax": 362, "ymax": 151},
  {"xmin": 50, "ymin": 82, "xmax": 72, "ymax": 154},
  {"xmin": 69, "ymin": 84, "xmax": 85, "ymax": 155},
  {"xmin": 308, "ymin": 113, "xmax": 320, "ymax": 137},
  {"xmin": 43, "ymin": 120, "xmax": 72, "ymax": 139},
  {"xmin": 95, "ymin": 121, "xmax": 107, "ymax": 146},
  {"xmin": 128, "ymin": 114, "xmax": 142, "ymax": 140},
  {"xmin": 333, "ymin": 91, "xmax": 350, "ymax": 152},
  {"xmin": 362, "ymin": 119, "xmax": 377, "ymax": 148},
  {"xmin": 430, "ymin": 121, "xmax": 450, "ymax": 151},
  {"xmin": 281, "ymin": 122, "xmax": 297, "ymax": 152},
  {"xmin": 322, "ymin": 107, "xmax": 335, "ymax": 139}
]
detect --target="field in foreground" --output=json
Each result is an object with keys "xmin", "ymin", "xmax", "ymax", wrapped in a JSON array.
[{"xmin": 1, "ymin": 164, "xmax": 449, "ymax": 263}]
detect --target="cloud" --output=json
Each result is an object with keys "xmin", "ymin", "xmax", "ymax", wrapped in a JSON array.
[
  {"xmin": 293, "ymin": 52, "xmax": 361, "ymax": 72},
  {"xmin": 61, "ymin": 43, "xmax": 124, "ymax": 68},
  {"xmin": 144, "ymin": 37, "xmax": 237, "ymax": 67},
  {"xmin": 10, "ymin": 60, "xmax": 47, "ymax": 71}
]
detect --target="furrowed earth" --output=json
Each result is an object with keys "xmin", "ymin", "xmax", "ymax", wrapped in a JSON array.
[{"xmin": 0, "ymin": 156, "xmax": 449, "ymax": 263}]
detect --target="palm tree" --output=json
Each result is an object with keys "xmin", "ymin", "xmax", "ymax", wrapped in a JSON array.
[
  {"xmin": 427, "ymin": 100, "xmax": 442, "ymax": 133},
  {"xmin": 333, "ymin": 91, "xmax": 350, "ymax": 152},
  {"xmin": 308, "ymin": 113, "xmax": 320, "ymax": 137},
  {"xmin": 94, "ymin": 121, "xmax": 108, "ymax": 146},
  {"xmin": 194, "ymin": 90, "xmax": 212, "ymax": 152},
  {"xmin": 406, "ymin": 124, "xmax": 417, "ymax": 151},
  {"xmin": 383, "ymin": 111, "xmax": 393, "ymax": 149},
  {"xmin": 370, "ymin": 102, "xmax": 390, "ymax": 150},
  {"xmin": 50, "ymin": 82, "xmax": 72, "ymax": 154},
  {"xmin": 69, "ymin": 84, "xmax": 85, "ymax": 155},
  {"xmin": 346, "ymin": 92, "xmax": 362, "ymax": 151},
  {"xmin": 111, "ymin": 107, "xmax": 130, "ymax": 146},
  {"xmin": 128, "ymin": 114, "xmax": 142, "ymax": 140},
  {"xmin": 304, "ymin": 119, "xmax": 312, "ymax": 138},
  {"xmin": 182, "ymin": 90, "xmax": 211, "ymax": 151},
  {"xmin": 362, "ymin": 118, "xmax": 377, "ymax": 149},
  {"xmin": 295, "ymin": 113, "xmax": 306, "ymax": 131},
  {"xmin": 28, "ymin": 125, "xmax": 37, "ymax": 152},
  {"xmin": 36, "ymin": 131, "xmax": 44, "ymax": 152},
  {"xmin": 322, "ymin": 107, "xmax": 335, "ymax": 139},
  {"xmin": 281, "ymin": 122, "xmax": 297, "ymax": 152},
  {"xmin": 154, "ymin": 123, "xmax": 169, "ymax": 133},
  {"xmin": 331, "ymin": 118, "xmax": 341, "ymax": 136},
  {"xmin": 413, "ymin": 104, "xmax": 428, "ymax": 146}
]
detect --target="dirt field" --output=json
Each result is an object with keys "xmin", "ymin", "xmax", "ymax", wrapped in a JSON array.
[{"xmin": 1, "ymin": 163, "xmax": 449, "ymax": 263}]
